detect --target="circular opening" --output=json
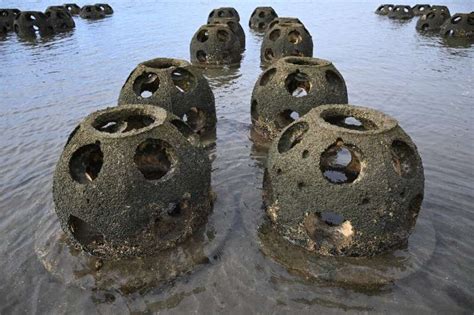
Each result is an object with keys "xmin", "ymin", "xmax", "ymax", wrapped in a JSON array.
[
  {"xmin": 320, "ymin": 138, "xmax": 362, "ymax": 184},
  {"xmin": 277, "ymin": 121, "xmax": 308, "ymax": 153},
  {"xmin": 259, "ymin": 11, "xmax": 265, "ymax": 18},
  {"xmin": 325, "ymin": 70, "xmax": 344, "ymax": 91},
  {"xmin": 218, "ymin": 10, "xmax": 224, "ymax": 17},
  {"xmin": 68, "ymin": 215, "xmax": 104, "ymax": 249},
  {"xmin": 217, "ymin": 29, "xmax": 229, "ymax": 42},
  {"xmin": 259, "ymin": 68, "xmax": 276, "ymax": 86},
  {"xmin": 134, "ymin": 139, "xmax": 176, "ymax": 180},
  {"xmin": 69, "ymin": 142, "xmax": 103, "ymax": 184},
  {"xmin": 288, "ymin": 30, "xmax": 302, "ymax": 44},
  {"xmin": 182, "ymin": 107, "xmax": 208, "ymax": 134},
  {"xmin": 302, "ymin": 150, "xmax": 309, "ymax": 158},
  {"xmin": 264, "ymin": 48, "xmax": 274, "ymax": 61},
  {"xmin": 133, "ymin": 72, "xmax": 160, "ymax": 98},
  {"xmin": 391, "ymin": 140, "xmax": 417, "ymax": 178},
  {"xmin": 285, "ymin": 71, "xmax": 311, "ymax": 97},
  {"xmin": 258, "ymin": 22, "xmax": 265, "ymax": 29},
  {"xmin": 269, "ymin": 29, "xmax": 280, "ymax": 41},
  {"xmin": 197, "ymin": 29, "xmax": 209, "ymax": 42},
  {"xmin": 171, "ymin": 68, "xmax": 196, "ymax": 93},
  {"xmin": 93, "ymin": 109, "xmax": 155, "ymax": 134},
  {"xmin": 170, "ymin": 119, "xmax": 197, "ymax": 143},
  {"xmin": 323, "ymin": 113, "xmax": 378, "ymax": 131},
  {"xmin": 275, "ymin": 109, "xmax": 300, "ymax": 129},
  {"xmin": 451, "ymin": 16, "xmax": 462, "ymax": 24},
  {"xmin": 196, "ymin": 50, "xmax": 207, "ymax": 63}
]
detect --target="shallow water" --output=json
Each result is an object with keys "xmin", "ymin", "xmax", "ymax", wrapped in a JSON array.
[{"xmin": 1, "ymin": 0, "xmax": 473, "ymax": 313}]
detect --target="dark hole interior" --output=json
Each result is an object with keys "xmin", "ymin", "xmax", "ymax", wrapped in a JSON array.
[
  {"xmin": 68, "ymin": 215, "xmax": 105, "ymax": 248},
  {"xmin": 285, "ymin": 71, "xmax": 311, "ymax": 97},
  {"xmin": 69, "ymin": 142, "xmax": 103, "ymax": 184},
  {"xmin": 260, "ymin": 68, "xmax": 276, "ymax": 86},
  {"xmin": 391, "ymin": 140, "xmax": 417, "ymax": 178},
  {"xmin": 134, "ymin": 139, "xmax": 174, "ymax": 180},
  {"xmin": 277, "ymin": 121, "xmax": 309, "ymax": 153},
  {"xmin": 171, "ymin": 68, "xmax": 196, "ymax": 93},
  {"xmin": 133, "ymin": 72, "xmax": 160, "ymax": 98},
  {"xmin": 320, "ymin": 138, "xmax": 361, "ymax": 184}
]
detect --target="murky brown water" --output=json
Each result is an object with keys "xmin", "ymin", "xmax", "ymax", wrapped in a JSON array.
[{"xmin": 1, "ymin": 0, "xmax": 473, "ymax": 313}]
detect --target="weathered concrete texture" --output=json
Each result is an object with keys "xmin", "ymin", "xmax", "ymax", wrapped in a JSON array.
[
  {"xmin": 13, "ymin": 11, "xmax": 55, "ymax": 38},
  {"xmin": 260, "ymin": 22, "xmax": 313, "ymax": 65},
  {"xmin": 53, "ymin": 105, "xmax": 213, "ymax": 258},
  {"xmin": 266, "ymin": 17, "xmax": 304, "ymax": 32},
  {"xmin": 375, "ymin": 4, "xmax": 394, "ymax": 16},
  {"xmin": 45, "ymin": 6, "xmax": 75, "ymax": 32},
  {"xmin": 251, "ymin": 57, "xmax": 348, "ymax": 140},
  {"xmin": 118, "ymin": 58, "xmax": 217, "ymax": 137},
  {"xmin": 0, "ymin": 8, "xmax": 21, "ymax": 32},
  {"xmin": 207, "ymin": 7, "xmax": 240, "ymax": 22},
  {"xmin": 431, "ymin": 5, "xmax": 451, "ymax": 16},
  {"xmin": 388, "ymin": 5, "xmax": 414, "ymax": 20},
  {"xmin": 416, "ymin": 9, "xmax": 450, "ymax": 32},
  {"xmin": 412, "ymin": 4, "xmax": 431, "ymax": 16},
  {"xmin": 207, "ymin": 17, "xmax": 245, "ymax": 51},
  {"xmin": 263, "ymin": 104, "xmax": 424, "ymax": 257},
  {"xmin": 80, "ymin": 5, "xmax": 105, "ymax": 19},
  {"xmin": 190, "ymin": 24, "xmax": 242, "ymax": 67},
  {"xmin": 440, "ymin": 13, "xmax": 474, "ymax": 37},
  {"xmin": 249, "ymin": 7, "xmax": 278, "ymax": 32},
  {"xmin": 95, "ymin": 3, "xmax": 114, "ymax": 15},
  {"xmin": 63, "ymin": 3, "xmax": 81, "ymax": 15}
]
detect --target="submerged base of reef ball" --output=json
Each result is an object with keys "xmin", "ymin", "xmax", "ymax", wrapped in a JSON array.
[
  {"xmin": 264, "ymin": 104, "xmax": 424, "ymax": 257},
  {"xmin": 45, "ymin": 6, "xmax": 75, "ymax": 32}
]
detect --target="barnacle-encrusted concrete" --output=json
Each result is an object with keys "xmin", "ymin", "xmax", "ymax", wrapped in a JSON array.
[
  {"xmin": 440, "ymin": 12, "xmax": 474, "ymax": 37},
  {"xmin": 388, "ymin": 5, "xmax": 414, "ymax": 19},
  {"xmin": 95, "ymin": 3, "xmax": 113, "ymax": 15},
  {"xmin": 45, "ymin": 6, "xmax": 75, "ymax": 32},
  {"xmin": 13, "ymin": 11, "xmax": 55, "ymax": 38},
  {"xmin": 260, "ymin": 22, "xmax": 313, "ymax": 65},
  {"xmin": 416, "ymin": 9, "xmax": 450, "ymax": 32},
  {"xmin": 207, "ymin": 7, "xmax": 240, "ymax": 22},
  {"xmin": 267, "ymin": 17, "xmax": 304, "ymax": 30},
  {"xmin": 63, "ymin": 3, "xmax": 81, "ymax": 15},
  {"xmin": 0, "ymin": 8, "xmax": 21, "ymax": 32},
  {"xmin": 53, "ymin": 105, "xmax": 213, "ymax": 258},
  {"xmin": 249, "ymin": 7, "xmax": 278, "ymax": 32},
  {"xmin": 251, "ymin": 57, "xmax": 347, "ymax": 139},
  {"xmin": 207, "ymin": 17, "xmax": 245, "ymax": 51},
  {"xmin": 190, "ymin": 24, "xmax": 242, "ymax": 67},
  {"xmin": 263, "ymin": 104, "xmax": 424, "ymax": 257},
  {"xmin": 80, "ymin": 5, "xmax": 105, "ymax": 19},
  {"xmin": 375, "ymin": 4, "xmax": 394, "ymax": 15},
  {"xmin": 118, "ymin": 58, "xmax": 216, "ymax": 136},
  {"xmin": 412, "ymin": 4, "xmax": 431, "ymax": 16}
]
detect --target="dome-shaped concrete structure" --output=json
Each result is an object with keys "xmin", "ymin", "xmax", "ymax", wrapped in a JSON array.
[
  {"xmin": 94, "ymin": 3, "xmax": 113, "ymax": 15},
  {"xmin": 0, "ymin": 8, "xmax": 21, "ymax": 32},
  {"xmin": 388, "ymin": 5, "xmax": 414, "ymax": 20},
  {"xmin": 207, "ymin": 17, "xmax": 245, "ymax": 51},
  {"xmin": 249, "ymin": 7, "xmax": 278, "ymax": 32},
  {"xmin": 207, "ymin": 7, "xmax": 240, "ymax": 22},
  {"xmin": 416, "ymin": 9, "xmax": 450, "ymax": 32},
  {"xmin": 13, "ymin": 11, "xmax": 55, "ymax": 38},
  {"xmin": 45, "ymin": 6, "xmax": 75, "ymax": 32},
  {"xmin": 412, "ymin": 4, "xmax": 431, "ymax": 16},
  {"xmin": 63, "ymin": 3, "xmax": 81, "ymax": 15},
  {"xmin": 375, "ymin": 4, "xmax": 394, "ymax": 16},
  {"xmin": 80, "ymin": 5, "xmax": 105, "ymax": 19},
  {"xmin": 440, "ymin": 12, "xmax": 474, "ymax": 37}
]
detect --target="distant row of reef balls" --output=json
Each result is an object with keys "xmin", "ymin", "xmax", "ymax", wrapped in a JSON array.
[
  {"xmin": 375, "ymin": 4, "xmax": 473, "ymax": 37},
  {"xmin": 0, "ymin": 3, "xmax": 113, "ymax": 38}
]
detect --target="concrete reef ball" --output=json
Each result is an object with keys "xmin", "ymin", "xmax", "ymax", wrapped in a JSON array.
[
  {"xmin": 375, "ymin": 4, "xmax": 394, "ymax": 15},
  {"xmin": 207, "ymin": 17, "xmax": 245, "ymax": 51},
  {"xmin": 440, "ymin": 12, "xmax": 474, "ymax": 37},
  {"xmin": 260, "ymin": 22, "xmax": 313, "ymax": 65},
  {"xmin": 249, "ymin": 7, "xmax": 278, "ymax": 32},
  {"xmin": 416, "ymin": 9, "xmax": 450, "ymax": 32},
  {"xmin": 63, "ymin": 3, "xmax": 81, "ymax": 15},
  {"xmin": 412, "ymin": 4, "xmax": 431, "ymax": 16},
  {"xmin": 95, "ymin": 3, "xmax": 114, "ymax": 15},
  {"xmin": 45, "ymin": 6, "xmax": 75, "ymax": 32},
  {"xmin": 118, "ymin": 58, "xmax": 217, "ymax": 136},
  {"xmin": 80, "ymin": 5, "xmax": 105, "ymax": 19},
  {"xmin": 53, "ymin": 105, "xmax": 213, "ymax": 258},
  {"xmin": 431, "ymin": 5, "xmax": 450, "ymax": 16},
  {"xmin": 263, "ymin": 104, "xmax": 424, "ymax": 257},
  {"xmin": 207, "ymin": 7, "xmax": 240, "ymax": 23},
  {"xmin": 251, "ymin": 57, "xmax": 347, "ymax": 139},
  {"xmin": 13, "ymin": 11, "xmax": 54, "ymax": 38},
  {"xmin": 388, "ymin": 5, "xmax": 414, "ymax": 20},
  {"xmin": 190, "ymin": 24, "xmax": 242, "ymax": 67},
  {"xmin": 267, "ymin": 17, "xmax": 304, "ymax": 31},
  {"xmin": 0, "ymin": 8, "xmax": 21, "ymax": 32}
]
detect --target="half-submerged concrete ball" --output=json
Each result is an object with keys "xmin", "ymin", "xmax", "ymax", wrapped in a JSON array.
[
  {"xmin": 251, "ymin": 57, "xmax": 347, "ymax": 139},
  {"xmin": 118, "ymin": 58, "xmax": 216, "ymax": 136},
  {"xmin": 412, "ymin": 4, "xmax": 431, "ymax": 16},
  {"xmin": 375, "ymin": 4, "xmax": 394, "ymax": 15},
  {"xmin": 63, "ymin": 3, "xmax": 81, "ymax": 15},
  {"xmin": 45, "ymin": 6, "xmax": 75, "ymax": 32},
  {"xmin": 190, "ymin": 24, "xmax": 242, "ymax": 67},
  {"xmin": 249, "ymin": 7, "xmax": 278, "ymax": 32},
  {"xmin": 440, "ymin": 13, "xmax": 474, "ymax": 37},
  {"xmin": 263, "ymin": 104, "xmax": 424, "ymax": 257},
  {"xmin": 80, "ymin": 5, "xmax": 105, "ymax": 19},
  {"xmin": 260, "ymin": 22, "xmax": 313, "ymax": 65},
  {"xmin": 0, "ymin": 8, "xmax": 21, "ymax": 32},
  {"xmin": 53, "ymin": 105, "xmax": 213, "ymax": 257},
  {"xmin": 416, "ymin": 9, "xmax": 450, "ymax": 32},
  {"xmin": 388, "ymin": 5, "xmax": 414, "ymax": 20},
  {"xmin": 431, "ymin": 5, "xmax": 450, "ymax": 16},
  {"xmin": 207, "ymin": 7, "xmax": 240, "ymax": 22},
  {"xmin": 13, "ymin": 11, "xmax": 54, "ymax": 38},
  {"xmin": 207, "ymin": 17, "xmax": 245, "ymax": 51},
  {"xmin": 95, "ymin": 3, "xmax": 114, "ymax": 15}
]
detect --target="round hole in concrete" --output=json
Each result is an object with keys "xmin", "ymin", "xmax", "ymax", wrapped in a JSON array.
[
  {"xmin": 196, "ymin": 50, "xmax": 207, "ymax": 63},
  {"xmin": 69, "ymin": 142, "xmax": 103, "ymax": 183},
  {"xmin": 260, "ymin": 68, "xmax": 276, "ymax": 86},
  {"xmin": 302, "ymin": 150, "xmax": 309, "ymax": 158},
  {"xmin": 170, "ymin": 119, "xmax": 197, "ymax": 143},
  {"xmin": 288, "ymin": 30, "xmax": 302, "ymax": 44},
  {"xmin": 323, "ymin": 113, "xmax": 378, "ymax": 131},
  {"xmin": 133, "ymin": 72, "xmax": 159, "ymax": 98},
  {"xmin": 275, "ymin": 109, "xmax": 300, "ymax": 129},
  {"xmin": 259, "ymin": 11, "xmax": 265, "ymax": 18},
  {"xmin": 277, "ymin": 121, "xmax": 309, "ymax": 153},
  {"xmin": 269, "ymin": 29, "xmax": 280, "ymax": 41},
  {"xmin": 285, "ymin": 71, "xmax": 311, "ymax": 97},
  {"xmin": 68, "ymin": 215, "xmax": 104, "ymax": 249},
  {"xmin": 325, "ymin": 70, "xmax": 343, "ymax": 90},
  {"xmin": 451, "ymin": 15, "xmax": 462, "ymax": 24},
  {"xmin": 217, "ymin": 29, "xmax": 229, "ymax": 42},
  {"xmin": 320, "ymin": 138, "xmax": 361, "ymax": 184},
  {"xmin": 197, "ymin": 29, "xmax": 209, "ymax": 42},
  {"xmin": 264, "ymin": 48, "xmax": 274, "ymax": 61},
  {"xmin": 391, "ymin": 140, "xmax": 417, "ymax": 178},
  {"xmin": 134, "ymin": 139, "xmax": 175, "ymax": 180},
  {"xmin": 258, "ymin": 22, "xmax": 265, "ymax": 29},
  {"xmin": 171, "ymin": 68, "xmax": 196, "ymax": 93},
  {"xmin": 182, "ymin": 107, "xmax": 208, "ymax": 134}
]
